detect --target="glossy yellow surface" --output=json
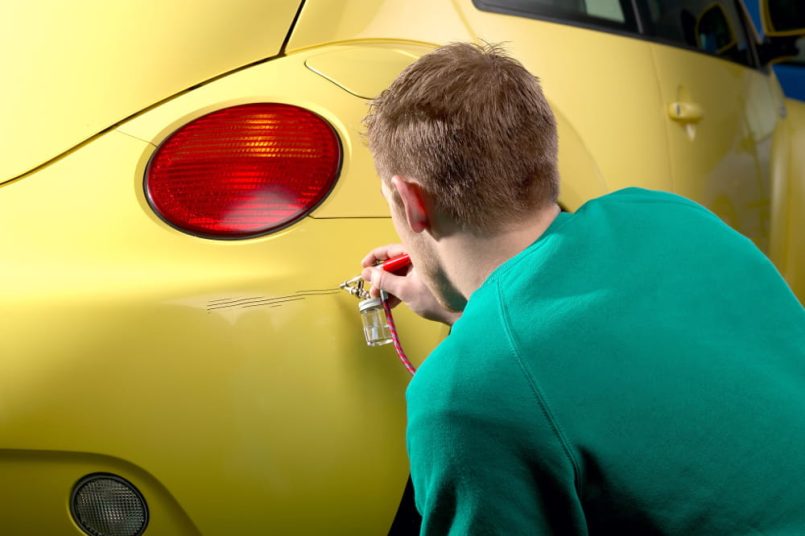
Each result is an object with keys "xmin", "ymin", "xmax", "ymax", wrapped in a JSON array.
[
  {"xmin": 0, "ymin": 0, "xmax": 301, "ymax": 183},
  {"xmin": 0, "ymin": 451, "xmax": 198, "ymax": 534},
  {"xmin": 650, "ymin": 42, "xmax": 773, "ymax": 251},
  {"xmin": 2, "ymin": 1, "xmax": 804, "ymax": 534},
  {"xmin": 305, "ymin": 45, "xmax": 433, "ymax": 100},
  {"xmin": 771, "ymin": 98, "xmax": 805, "ymax": 300},
  {"xmin": 286, "ymin": 0, "xmax": 473, "ymax": 53}
]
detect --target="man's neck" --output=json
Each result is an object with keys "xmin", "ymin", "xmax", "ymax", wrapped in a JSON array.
[{"xmin": 438, "ymin": 203, "xmax": 562, "ymax": 301}]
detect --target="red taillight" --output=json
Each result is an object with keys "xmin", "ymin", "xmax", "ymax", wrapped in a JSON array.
[{"xmin": 145, "ymin": 103, "xmax": 341, "ymax": 239}]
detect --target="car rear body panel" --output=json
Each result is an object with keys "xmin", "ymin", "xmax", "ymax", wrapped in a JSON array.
[{"xmin": 0, "ymin": 46, "xmax": 448, "ymax": 534}]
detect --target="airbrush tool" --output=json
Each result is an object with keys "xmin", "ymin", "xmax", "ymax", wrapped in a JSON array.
[{"xmin": 340, "ymin": 254, "xmax": 416, "ymax": 375}]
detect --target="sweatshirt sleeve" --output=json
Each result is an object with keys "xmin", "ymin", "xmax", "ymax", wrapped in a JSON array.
[{"xmin": 406, "ymin": 335, "xmax": 587, "ymax": 536}]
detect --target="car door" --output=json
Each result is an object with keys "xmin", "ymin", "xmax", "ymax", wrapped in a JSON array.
[{"xmin": 640, "ymin": 0, "xmax": 778, "ymax": 252}]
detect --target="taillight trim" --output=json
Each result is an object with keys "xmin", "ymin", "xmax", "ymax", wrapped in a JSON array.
[{"xmin": 143, "ymin": 103, "xmax": 343, "ymax": 241}]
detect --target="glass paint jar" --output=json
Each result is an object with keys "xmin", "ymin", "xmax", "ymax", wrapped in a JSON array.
[{"xmin": 358, "ymin": 297, "xmax": 392, "ymax": 346}]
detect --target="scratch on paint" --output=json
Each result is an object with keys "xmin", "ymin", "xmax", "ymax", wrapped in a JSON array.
[
  {"xmin": 240, "ymin": 297, "xmax": 305, "ymax": 309},
  {"xmin": 206, "ymin": 288, "xmax": 340, "ymax": 312}
]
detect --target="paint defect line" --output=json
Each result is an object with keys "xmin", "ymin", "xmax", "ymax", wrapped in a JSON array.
[
  {"xmin": 206, "ymin": 289, "xmax": 339, "ymax": 311},
  {"xmin": 207, "ymin": 295, "xmax": 306, "ymax": 311},
  {"xmin": 207, "ymin": 296, "xmax": 264, "ymax": 305},
  {"xmin": 240, "ymin": 297, "xmax": 305, "ymax": 309},
  {"xmin": 208, "ymin": 296, "xmax": 300, "ymax": 310},
  {"xmin": 295, "ymin": 288, "xmax": 340, "ymax": 295},
  {"xmin": 293, "ymin": 291, "xmax": 340, "ymax": 298}
]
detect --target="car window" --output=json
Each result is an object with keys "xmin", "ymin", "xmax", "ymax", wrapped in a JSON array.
[
  {"xmin": 641, "ymin": 0, "xmax": 754, "ymax": 67},
  {"xmin": 474, "ymin": 0, "xmax": 640, "ymax": 33},
  {"xmin": 775, "ymin": 39, "xmax": 805, "ymax": 100}
]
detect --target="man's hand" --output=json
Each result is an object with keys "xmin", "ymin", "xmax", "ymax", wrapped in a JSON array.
[{"xmin": 361, "ymin": 244, "xmax": 461, "ymax": 326}]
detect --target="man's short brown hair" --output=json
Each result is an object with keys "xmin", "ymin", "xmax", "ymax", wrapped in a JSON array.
[{"xmin": 364, "ymin": 42, "xmax": 559, "ymax": 231}]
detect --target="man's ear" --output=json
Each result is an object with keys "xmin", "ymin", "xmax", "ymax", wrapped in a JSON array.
[{"xmin": 390, "ymin": 175, "xmax": 431, "ymax": 234}]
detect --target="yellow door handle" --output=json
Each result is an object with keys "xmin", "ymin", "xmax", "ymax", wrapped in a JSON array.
[{"xmin": 668, "ymin": 101, "xmax": 703, "ymax": 122}]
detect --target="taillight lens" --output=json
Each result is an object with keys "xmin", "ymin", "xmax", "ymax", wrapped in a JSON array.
[{"xmin": 145, "ymin": 103, "xmax": 341, "ymax": 239}]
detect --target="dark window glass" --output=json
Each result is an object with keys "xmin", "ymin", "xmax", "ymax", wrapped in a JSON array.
[
  {"xmin": 474, "ymin": 0, "xmax": 640, "ymax": 34},
  {"xmin": 641, "ymin": 0, "xmax": 754, "ymax": 66},
  {"xmin": 766, "ymin": 0, "xmax": 805, "ymax": 34}
]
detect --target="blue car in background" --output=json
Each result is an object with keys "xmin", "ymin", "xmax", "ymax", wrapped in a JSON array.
[{"xmin": 746, "ymin": 0, "xmax": 805, "ymax": 100}]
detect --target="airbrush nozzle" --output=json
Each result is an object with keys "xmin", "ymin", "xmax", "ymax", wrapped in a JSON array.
[{"xmin": 339, "ymin": 275, "xmax": 370, "ymax": 300}]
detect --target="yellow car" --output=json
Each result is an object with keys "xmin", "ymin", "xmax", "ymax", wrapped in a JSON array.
[{"xmin": 1, "ymin": 0, "xmax": 803, "ymax": 534}]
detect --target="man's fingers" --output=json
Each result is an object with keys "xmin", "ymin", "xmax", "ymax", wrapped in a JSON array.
[
  {"xmin": 368, "ymin": 288, "xmax": 401, "ymax": 307},
  {"xmin": 361, "ymin": 266, "xmax": 386, "ymax": 289},
  {"xmin": 361, "ymin": 244, "xmax": 408, "ymax": 268},
  {"xmin": 362, "ymin": 267, "xmax": 405, "ymax": 301},
  {"xmin": 358, "ymin": 245, "xmax": 409, "ymax": 310}
]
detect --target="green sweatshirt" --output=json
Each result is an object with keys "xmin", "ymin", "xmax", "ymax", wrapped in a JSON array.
[{"xmin": 406, "ymin": 188, "xmax": 805, "ymax": 535}]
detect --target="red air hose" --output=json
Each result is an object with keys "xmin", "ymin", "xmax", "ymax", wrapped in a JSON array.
[
  {"xmin": 382, "ymin": 294, "xmax": 417, "ymax": 375},
  {"xmin": 380, "ymin": 255, "xmax": 417, "ymax": 375}
]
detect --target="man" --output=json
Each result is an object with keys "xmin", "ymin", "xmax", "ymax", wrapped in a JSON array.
[{"xmin": 360, "ymin": 42, "xmax": 805, "ymax": 534}]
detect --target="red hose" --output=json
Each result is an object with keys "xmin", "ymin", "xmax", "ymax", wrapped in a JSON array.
[{"xmin": 382, "ymin": 295, "xmax": 417, "ymax": 375}]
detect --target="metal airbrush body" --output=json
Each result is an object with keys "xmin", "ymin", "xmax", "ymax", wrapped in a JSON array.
[
  {"xmin": 339, "ymin": 275, "xmax": 371, "ymax": 300},
  {"xmin": 338, "ymin": 254, "xmax": 412, "ymax": 300}
]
